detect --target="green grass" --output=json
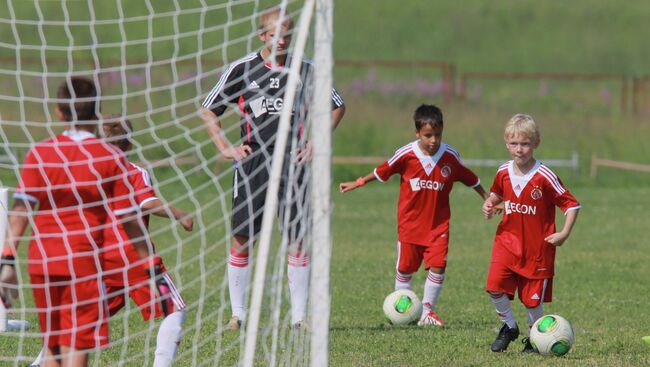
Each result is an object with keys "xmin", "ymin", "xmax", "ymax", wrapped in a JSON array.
[{"xmin": 330, "ymin": 183, "xmax": 650, "ymax": 366}]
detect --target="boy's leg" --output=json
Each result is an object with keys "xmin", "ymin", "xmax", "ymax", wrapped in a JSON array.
[
  {"xmin": 418, "ymin": 237, "xmax": 448, "ymax": 326},
  {"xmin": 394, "ymin": 241, "xmax": 421, "ymax": 291},
  {"xmin": 287, "ymin": 245, "xmax": 309, "ymax": 326},
  {"xmin": 228, "ymin": 235, "xmax": 252, "ymax": 327},
  {"xmin": 29, "ymin": 346, "xmax": 45, "ymax": 367},
  {"xmin": 59, "ymin": 345, "xmax": 89, "ymax": 367},
  {"xmin": 519, "ymin": 277, "xmax": 551, "ymax": 353},
  {"xmin": 486, "ymin": 263, "xmax": 519, "ymax": 352},
  {"xmin": 127, "ymin": 269, "xmax": 186, "ymax": 366},
  {"xmin": 154, "ymin": 310, "xmax": 186, "ymax": 367}
]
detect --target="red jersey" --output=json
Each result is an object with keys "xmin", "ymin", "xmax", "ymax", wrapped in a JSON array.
[
  {"xmin": 489, "ymin": 160, "xmax": 581, "ymax": 279},
  {"xmin": 15, "ymin": 130, "xmax": 138, "ymax": 277},
  {"xmin": 103, "ymin": 163, "xmax": 166, "ymax": 286},
  {"xmin": 374, "ymin": 142, "xmax": 480, "ymax": 246}
]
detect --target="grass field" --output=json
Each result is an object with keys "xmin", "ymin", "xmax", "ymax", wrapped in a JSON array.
[{"xmin": 1, "ymin": 0, "xmax": 650, "ymax": 366}]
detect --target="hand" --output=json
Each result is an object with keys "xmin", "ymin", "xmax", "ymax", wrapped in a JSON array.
[
  {"xmin": 482, "ymin": 200, "xmax": 495, "ymax": 219},
  {"xmin": 145, "ymin": 264, "xmax": 174, "ymax": 317},
  {"xmin": 545, "ymin": 232, "xmax": 569, "ymax": 247},
  {"xmin": 339, "ymin": 181, "xmax": 358, "ymax": 193},
  {"xmin": 179, "ymin": 214, "xmax": 194, "ymax": 231},
  {"xmin": 0, "ymin": 256, "xmax": 18, "ymax": 308},
  {"xmin": 493, "ymin": 202, "xmax": 504, "ymax": 215},
  {"xmin": 223, "ymin": 144, "xmax": 252, "ymax": 161},
  {"xmin": 295, "ymin": 141, "xmax": 313, "ymax": 165}
]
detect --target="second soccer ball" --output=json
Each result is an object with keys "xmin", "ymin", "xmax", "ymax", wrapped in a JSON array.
[{"xmin": 382, "ymin": 289, "xmax": 422, "ymax": 325}]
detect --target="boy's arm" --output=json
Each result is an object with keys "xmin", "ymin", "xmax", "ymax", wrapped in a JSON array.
[
  {"xmin": 141, "ymin": 198, "xmax": 193, "ymax": 231},
  {"xmin": 200, "ymin": 108, "xmax": 252, "ymax": 161},
  {"xmin": 339, "ymin": 172, "xmax": 376, "ymax": 193},
  {"xmin": 0, "ymin": 200, "xmax": 32, "ymax": 306},
  {"xmin": 482, "ymin": 193, "xmax": 503, "ymax": 220},
  {"xmin": 545, "ymin": 208, "xmax": 579, "ymax": 247}
]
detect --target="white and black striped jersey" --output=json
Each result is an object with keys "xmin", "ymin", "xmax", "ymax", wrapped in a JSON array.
[{"xmin": 202, "ymin": 52, "xmax": 344, "ymax": 149}]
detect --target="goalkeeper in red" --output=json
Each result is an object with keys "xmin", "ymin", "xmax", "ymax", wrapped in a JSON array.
[
  {"xmin": 200, "ymin": 6, "xmax": 345, "ymax": 330},
  {"xmin": 339, "ymin": 104, "xmax": 489, "ymax": 326},
  {"xmin": 482, "ymin": 114, "xmax": 580, "ymax": 353}
]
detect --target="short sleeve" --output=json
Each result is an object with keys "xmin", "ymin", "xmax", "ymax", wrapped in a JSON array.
[
  {"xmin": 374, "ymin": 148, "xmax": 407, "ymax": 182},
  {"xmin": 129, "ymin": 165, "xmax": 157, "ymax": 207},
  {"xmin": 331, "ymin": 87, "xmax": 344, "ymax": 109},
  {"xmin": 202, "ymin": 62, "xmax": 245, "ymax": 117},
  {"xmin": 490, "ymin": 170, "xmax": 504, "ymax": 199},
  {"xmin": 15, "ymin": 148, "xmax": 43, "ymax": 204},
  {"xmin": 110, "ymin": 155, "xmax": 139, "ymax": 217},
  {"xmin": 550, "ymin": 177, "xmax": 581, "ymax": 214},
  {"xmin": 450, "ymin": 153, "xmax": 480, "ymax": 188}
]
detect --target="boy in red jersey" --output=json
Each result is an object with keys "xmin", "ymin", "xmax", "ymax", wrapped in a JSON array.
[
  {"xmin": 102, "ymin": 116, "xmax": 191, "ymax": 367},
  {"xmin": 28, "ymin": 116, "xmax": 193, "ymax": 367},
  {"xmin": 482, "ymin": 114, "xmax": 580, "ymax": 353},
  {"xmin": 0, "ymin": 77, "xmax": 149, "ymax": 366},
  {"xmin": 340, "ymin": 104, "xmax": 490, "ymax": 326}
]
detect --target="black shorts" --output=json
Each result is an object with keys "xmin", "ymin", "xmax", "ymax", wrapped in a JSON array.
[{"xmin": 230, "ymin": 150, "xmax": 309, "ymax": 242}]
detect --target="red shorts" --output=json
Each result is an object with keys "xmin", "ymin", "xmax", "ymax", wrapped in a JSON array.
[
  {"xmin": 396, "ymin": 236, "xmax": 449, "ymax": 273},
  {"xmin": 105, "ymin": 272, "xmax": 186, "ymax": 320},
  {"xmin": 30, "ymin": 274, "xmax": 109, "ymax": 350},
  {"xmin": 486, "ymin": 261, "xmax": 553, "ymax": 308}
]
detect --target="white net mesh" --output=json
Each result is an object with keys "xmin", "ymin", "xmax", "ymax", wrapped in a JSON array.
[{"xmin": 0, "ymin": 0, "xmax": 333, "ymax": 365}]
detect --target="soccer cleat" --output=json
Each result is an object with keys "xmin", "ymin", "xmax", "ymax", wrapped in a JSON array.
[
  {"xmin": 521, "ymin": 337, "xmax": 535, "ymax": 353},
  {"xmin": 292, "ymin": 319, "xmax": 311, "ymax": 332},
  {"xmin": 417, "ymin": 310, "xmax": 445, "ymax": 326},
  {"xmin": 226, "ymin": 315, "xmax": 242, "ymax": 330},
  {"xmin": 491, "ymin": 323, "xmax": 520, "ymax": 352}
]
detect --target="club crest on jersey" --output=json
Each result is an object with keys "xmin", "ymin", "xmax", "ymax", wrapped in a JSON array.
[
  {"xmin": 440, "ymin": 165, "xmax": 451, "ymax": 178},
  {"xmin": 530, "ymin": 187, "xmax": 543, "ymax": 200},
  {"xmin": 409, "ymin": 177, "xmax": 445, "ymax": 192}
]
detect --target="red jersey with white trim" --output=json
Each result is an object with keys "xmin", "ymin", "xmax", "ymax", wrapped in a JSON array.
[
  {"xmin": 489, "ymin": 160, "xmax": 581, "ymax": 279},
  {"xmin": 15, "ymin": 131, "xmax": 138, "ymax": 277},
  {"xmin": 103, "ymin": 163, "xmax": 166, "ymax": 287},
  {"xmin": 374, "ymin": 142, "xmax": 480, "ymax": 246}
]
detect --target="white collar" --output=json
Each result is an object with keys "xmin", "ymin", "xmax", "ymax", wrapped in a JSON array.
[
  {"xmin": 412, "ymin": 141, "xmax": 447, "ymax": 175},
  {"xmin": 62, "ymin": 129, "xmax": 96, "ymax": 142}
]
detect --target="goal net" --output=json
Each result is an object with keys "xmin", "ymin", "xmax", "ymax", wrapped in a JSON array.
[{"xmin": 0, "ymin": 0, "xmax": 333, "ymax": 366}]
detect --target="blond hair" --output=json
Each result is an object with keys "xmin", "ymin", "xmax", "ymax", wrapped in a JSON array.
[
  {"xmin": 504, "ymin": 114, "xmax": 540, "ymax": 143},
  {"xmin": 258, "ymin": 6, "xmax": 294, "ymax": 33},
  {"xmin": 102, "ymin": 114, "xmax": 133, "ymax": 152}
]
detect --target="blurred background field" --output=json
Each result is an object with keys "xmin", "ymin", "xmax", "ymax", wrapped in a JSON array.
[{"xmin": 1, "ymin": 0, "xmax": 650, "ymax": 366}]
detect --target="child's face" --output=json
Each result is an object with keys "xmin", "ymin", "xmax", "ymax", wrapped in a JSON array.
[
  {"xmin": 416, "ymin": 123, "xmax": 443, "ymax": 155},
  {"xmin": 505, "ymin": 133, "xmax": 538, "ymax": 168},
  {"xmin": 259, "ymin": 19, "xmax": 292, "ymax": 55}
]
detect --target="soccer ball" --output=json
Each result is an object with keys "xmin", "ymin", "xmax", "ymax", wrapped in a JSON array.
[
  {"xmin": 382, "ymin": 289, "xmax": 422, "ymax": 325},
  {"xmin": 529, "ymin": 314, "xmax": 574, "ymax": 356}
]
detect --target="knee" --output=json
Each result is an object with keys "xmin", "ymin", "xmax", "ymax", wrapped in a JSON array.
[{"xmin": 489, "ymin": 291, "xmax": 505, "ymax": 298}]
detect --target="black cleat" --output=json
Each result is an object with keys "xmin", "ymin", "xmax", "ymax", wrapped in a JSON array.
[
  {"xmin": 491, "ymin": 323, "xmax": 520, "ymax": 352},
  {"xmin": 521, "ymin": 337, "xmax": 535, "ymax": 353}
]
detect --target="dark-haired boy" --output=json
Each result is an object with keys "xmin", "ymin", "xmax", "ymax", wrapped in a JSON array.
[{"xmin": 340, "ymin": 104, "xmax": 490, "ymax": 326}]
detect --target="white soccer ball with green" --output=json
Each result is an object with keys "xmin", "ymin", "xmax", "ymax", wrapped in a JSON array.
[
  {"xmin": 382, "ymin": 289, "xmax": 422, "ymax": 325},
  {"xmin": 529, "ymin": 314, "xmax": 575, "ymax": 356}
]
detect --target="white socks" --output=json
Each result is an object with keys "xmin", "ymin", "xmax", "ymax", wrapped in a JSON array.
[
  {"xmin": 153, "ymin": 310, "xmax": 186, "ymax": 367},
  {"xmin": 491, "ymin": 293, "xmax": 517, "ymax": 329},
  {"xmin": 422, "ymin": 271, "xmax": 444, "ymax": 311},
  {"xmin": 394, "ymin": 271, "xmax": 413, "ymax": 290},
  {"xmin": 228, "ymin": 251, "xmax": 250, "ymax": 321},
  {"xmin": 527, "ymin": 304, "xmax": 544, "ymax": 328},
  {"xmin": 287, "ymin": 254, "xmax": 310, "ymax": 324}
]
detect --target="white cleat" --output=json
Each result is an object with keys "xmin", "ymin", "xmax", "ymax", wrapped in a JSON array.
[{"xmin": 417, "ymin": 310, "xmax": 445, "ymax": 327}]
